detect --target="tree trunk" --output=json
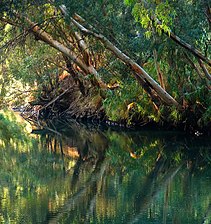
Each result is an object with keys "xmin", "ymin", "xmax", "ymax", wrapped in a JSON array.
[
  {"xmin": 69, "ymin": 15, "xmax": 181, "ymax": 108},
  {"xmin": 197, "ymin": 59, "xmax": 211, "ymax": 81},
  {"xmin": 153, "ymin": 49, "xmax": 166, "ymax": 90},
  {"xmin": 15, "ymin": 13, "xmax": 106, "ymax": 88}
]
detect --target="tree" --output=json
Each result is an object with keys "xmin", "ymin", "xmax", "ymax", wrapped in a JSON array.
[
  {"xmin": 124, "ymin": 0, "xmax": 211, "ymax": 128},
  {"xmin": 0, "ymin": 0, "xmax": 210, "ymax": 131}
]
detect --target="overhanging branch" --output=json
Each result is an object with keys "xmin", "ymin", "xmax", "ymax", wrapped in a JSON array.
[{"xmin": 68, "ymin": 14, "xmax": 180, "ymax": 108}]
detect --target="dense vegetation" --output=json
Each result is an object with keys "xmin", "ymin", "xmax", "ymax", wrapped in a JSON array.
[{"xmin": 0, "ymin": 0, "xmax": 210, "ymax": 134}]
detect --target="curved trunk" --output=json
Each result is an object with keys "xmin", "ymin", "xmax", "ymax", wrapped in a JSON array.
[{"xmin": 15, "ymin": 13, "xmax": 106, "ymax": 88}]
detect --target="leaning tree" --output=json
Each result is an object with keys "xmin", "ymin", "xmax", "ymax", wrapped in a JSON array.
[{"xmin": 0, "ymin": 0, "xmax": 210, "ymax": 131}]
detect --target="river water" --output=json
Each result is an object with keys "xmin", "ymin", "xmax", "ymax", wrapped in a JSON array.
[{"xmin": 0, "ymin": 119, "xmax": 211, "ymax": 224}]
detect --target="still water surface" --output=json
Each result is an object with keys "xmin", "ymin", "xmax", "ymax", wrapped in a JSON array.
[{"xmin": 0, "ymin": 120, "xmax": 211, "ymax": 224}]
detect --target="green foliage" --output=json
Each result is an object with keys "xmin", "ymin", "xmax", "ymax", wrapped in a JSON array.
[
  {"xmin": 103, "ymin": 78, "xmax": 139, "ymax": 122},
  {"xmin": 0, "ymin": 0, "xmax": 210, "ymax": 130},
  {"xmin": 127, "ymin": 0, "xmax": 174, "ymax": 38},
  {"xmin": 0, "ymin": 110, "xmax": 30, "ymax": 144},
  {"xmin": 203, "ymin": 106, "xmax": 211, "ymax": 124},
  {"xmin": 0, "ymin": 112, "xmax": 72, "ymax": 223},
  {"xmin": 0, "ymin": 37, "xmax": 61, "ymax": 106},
  {"xmin": 169, "ymin": 106, "xmax": 182, "ymax": 123},
  {"xmin": 8, "ymin": 42, "xmax": 59, "ymax": 86},
  {"xmin": 103, "ymin": 77, "xmax": 161, "ymax": 124},
  {"xmin": 124, "ymin": 0, "xmax": 210, "ymax": 129}
]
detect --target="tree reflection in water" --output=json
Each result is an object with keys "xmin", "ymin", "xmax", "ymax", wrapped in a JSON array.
[
  {"xmin": 36, "ymin": 121, "xmax": 211, "ymax": 224},
  {"xmin": 0, "ymin": 117, "xmax": 211, "ymax": 223}
]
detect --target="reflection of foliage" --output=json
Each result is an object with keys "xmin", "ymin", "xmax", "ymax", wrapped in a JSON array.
[
  {"xmin": 0, "ymin": 111, "xmax": 71, "ymax": 223},
  {"xmin": 106, "ymin": 131, "xmax": 186, "ymax": 171},
  {"xmin": 44, "ymin": 125, "xmax": 211, "ymax": 224},
  {"xmin": 103, "ymin": 131, "xmax": 211, "ymax": 224},
  {"xmin": 0, "ymin": 110, "xmax": 29, "ymax": 145},
  {"xmin": 1, "ymin": 118, "xmax": 211, "ymax": 223}
]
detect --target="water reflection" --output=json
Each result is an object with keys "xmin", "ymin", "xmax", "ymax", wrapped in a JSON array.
[{"xmin": 0, "ymin": 118, "xmax": 211, "ymax": 224}]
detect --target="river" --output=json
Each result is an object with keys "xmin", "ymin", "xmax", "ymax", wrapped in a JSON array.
[{"xmin": 0, "ymin": 118, "xmax": 211, "ymax": 224}]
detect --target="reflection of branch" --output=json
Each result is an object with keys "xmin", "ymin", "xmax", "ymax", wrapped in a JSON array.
[
  {"xmin": 202, "ymin": 203, "xmax": 211, "ymax": 224},
  {"xmin": 86, "ymin": 195, "xmax": 97, "ymax": 221},
  {"xmin": 47, "ymin": 159, "xmax": 108, "ymax": 224},
  {"xmin": 129, "ymin": 160, "xmax": 183, "ymax": 224},
  {"xmin": 70, "ymin": 157, "xmax": 83, "ymax": 188}
]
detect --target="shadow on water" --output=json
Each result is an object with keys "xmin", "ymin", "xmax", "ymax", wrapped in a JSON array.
[{"xmin": 0, "ymin": 116, "xmax": 211, "ymax": 223}]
